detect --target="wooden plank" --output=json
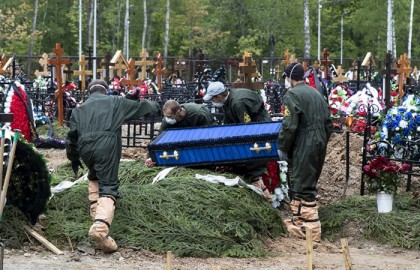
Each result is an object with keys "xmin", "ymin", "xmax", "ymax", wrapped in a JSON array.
[
  {"xmin": 341, "ymin": 238, "xmax": 352, "ymax": 270},
  {"xmin": 23, "ymin": 225, "xmax": 64, "ymax": 255},
  {"xmin": 306, "ymin": 229, "xmax": 313, "ymax": 270},
  {"xmin": 166, "ymin": 250, "xmax": 172, "ymax": 270}
]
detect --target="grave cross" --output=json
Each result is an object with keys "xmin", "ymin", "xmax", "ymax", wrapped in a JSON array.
[
  {"xmin": 152, "ymin": 53, "xmax": 168, "ymax": 92},
  {"xmin": 1, "ymin": 56, "xmax": 12, "ymax": 75},
  {"xmin": 63, "ymin": 62, "xmax": 73, "ymax": 81},
  {"xmin": 321, "ymin": 48, "xmax": 332, "ymax": 79},
  {"xmin": 281, "ymin": 49, "xmax": 291, "ymax": 66},
  {"xmin": 397, "ymin": 53, "xmax": 412, "ymax": 99},
  {"xmin": 34, "ymin": 53, "xmax": 51, "ymax": 78},
  {"xmin": 332, "ymin": 66, "xmax": 349, "ymax": 83},
  {"xmin": 380, "ymin": 51, "xmax": 397, "ymax": 111},
  {"xmin": 119, "ymin": 58, "xmax": 140, "ymax": 90},
  {"xmin": 0, "ymin": 55, "xmax": 8, "ymax": 75},
  {"xmin": 275, "ymin": 64, "xmax": 281, "ymax": 81},
  {"xmin": 111, "ymin": 50, "xmax": 128, "ymax": 77},
  {"xmin": 135, "ymin": 48, "xmax": 154, "ymax": 81},
  {"xmin": 73, "ymin": 55, "xmax": 93, "ymax": 93},
  {"xmin": 101, "ymin": 53, "xmax": 115, "ymax": 83},
  {"xmin": 174, "ymin": 56, "xmax": 187, "ymax": 78},
  {"xmin": 48, "ymin": 43, "xmax": 70, "ymax": 126},
  {"xmin": 86, "ymin": 46, "xmax": 94, "ymax": 71},
  {"xmin": 232, "ymin": 51, "xmax": 264, "ymax": 90}
]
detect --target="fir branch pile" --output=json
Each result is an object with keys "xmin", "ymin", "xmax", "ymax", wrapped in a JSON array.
[
  {"xmin": 320, "ymin": 193, "xmax": 420, "ymax": 249},
  {"xmin": 45, "ymin": 160, "xmax": 285, "ymax": 257}
]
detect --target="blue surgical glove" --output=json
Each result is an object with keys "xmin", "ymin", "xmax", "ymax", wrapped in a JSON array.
[{"xmin": 277, "ymin": 150, "xmax": 289, "ymax": 161}]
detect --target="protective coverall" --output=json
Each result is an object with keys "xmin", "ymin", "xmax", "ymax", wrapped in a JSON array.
[{"xmin": 159, "ymin": 103, "xmax": 213, "ymax": 131}]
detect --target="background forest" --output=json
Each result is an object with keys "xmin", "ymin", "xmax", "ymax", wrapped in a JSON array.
[{"xmin": 0, "ymin": 0, "xmax": 419, "ymax": 74}]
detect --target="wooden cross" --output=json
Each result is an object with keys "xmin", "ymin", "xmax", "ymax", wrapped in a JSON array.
[
  {"xmin": 63, "ymin": 62, "xmax": 73, "ymax": 81},
  {"xmin": 0, "ymin": 54, "xmax": 9, "ymax": 75},
  {"xmin": 174, "ymin": 56, "xmax": 187, "ymax": 78},
  {"xmin": 73, "ymin": 55, "xmax": 93, "ymax": 93},
  {"xmin": 86, "ymin": 46, "xmax": 94, "ymax": 71},
  {"xmin": 321, "ymin": 48, "xmax": 332, "ymax": 79},
  {"xmin": 135, "ymin": 48, "xmax": 154, "ymax": 81},
  {"xmin": 119, "ymin": 58, "xmax": 140, "ymax": 90},
  {"xmin": 397, "ymin": 53, "xmax": 412, "ymax": 99},
  {"xmin": 333, "ymin": 66, "xmax": 349, "ymax": 83},
  {"xmin": 381, "ymin": 51, "xmax": 397, "ymax": 111},
  {"xmin": 232, "ymin": 51, "xmax": 264, "ymax": 90},
  {"xmin": 34, "ymin": 53, "xmax": 51, "ymax": 77},
  {"xmin": 281, "ymin": 49, "xmax": 291, "ymax": 66},
  {"xmin": 101, "ymin": 53, "xmax": 115, "ymax": 83},
  {"xmin": 152, "ymin": 53, "xmax": 168, "ymax": 92},
  {"xmin": 111, "ymin": 50, "xmax": 128, "ymax": 77},
  {"xmin": 48, "ymin": 43, "xmax": 70, "ymax": 126}
]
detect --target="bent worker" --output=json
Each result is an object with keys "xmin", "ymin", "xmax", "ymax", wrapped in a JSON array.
[
  {"xmin": 278, "ymin": 62, "xmax": 333, "ymax": 242},
  {"xmin": 203, "ymin": 81, "xmax": 273, "ymax": 202},
  {"xmin": 160, "ymin": 99, "xmax": 214, "ymax": 132},
  {"xmin": 65, "ymin": 79, "xmax": 160, "ymax": 253}
]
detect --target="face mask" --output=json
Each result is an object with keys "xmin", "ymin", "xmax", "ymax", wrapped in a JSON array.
[
  {"xmin": 285, "ymin": 78, "xmax": 292, "ymax": 89},
  {"xmin": 165, "ymin": 117, "xmax": 177, "ymax": 124},
  {"xmin": 212, "ymin": 102, "xmax": 224, "ymax": 108}
]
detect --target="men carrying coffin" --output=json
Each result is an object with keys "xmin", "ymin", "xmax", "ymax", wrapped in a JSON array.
[
  {"xmin": 160, "ymin": 99, "xmax": 213, "ymax": 132},
  {"xmin": 203, "ymin": 81, "xmax": 273, "ymax": 202},
  {"xmin": 278, "ymin": 62, "xmax": 333, "ymax": 242},
  {"xmin": 65, "ymin": 79, "xmax": 160, "ymax": 253}
]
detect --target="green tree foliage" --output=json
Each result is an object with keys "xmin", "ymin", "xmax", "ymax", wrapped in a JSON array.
[{"xmin": 1, "ymin": 0, "xmax": 420, "ymax": 63}]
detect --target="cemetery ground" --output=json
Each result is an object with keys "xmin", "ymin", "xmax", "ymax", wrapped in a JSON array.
[{"xmin": 3, "ymin": 133, "xmax": 420, "ymax": 270}]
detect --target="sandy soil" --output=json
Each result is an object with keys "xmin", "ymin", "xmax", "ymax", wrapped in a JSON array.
[{"xmin": 5, "ymin": 133, "xmax": 419, "ymax": 270}]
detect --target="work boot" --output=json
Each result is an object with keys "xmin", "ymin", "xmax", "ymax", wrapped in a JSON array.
[
  {"xmin": 88, "ymin": 180, "xmax": 99, "ymax": 220},
  {"xmin": 283, "ymin": 199, "xmax": 305, "ymax": 239},
  {"xmin": 88, "ymin": 196, "xmax": 118, "ymax": 253},
  {"xmin": 300, "ymin": 200, "xmax": 322, "ymax": 242},
  {"xmin": 252, "ymin": 177, "xmax": 273, "ymax": 203}
]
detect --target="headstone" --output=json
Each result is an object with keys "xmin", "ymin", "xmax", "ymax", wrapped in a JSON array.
[
  {"xmin": 34, "ymin": 53, "xmax": 51, "ymax": 78},
  {"xmin": 321, "ymin": 48, "xmax": 332, "ymax": 79},
  {"xmin": 397, "ymin": 53, "xmax": 412, "ymax": 99},
  {"xmin": 48, "ymin": 43, "xmax": 70, "ymax": 126},
  {"xmin": 120, "ymin": 58, "xmax": 140, "ymax": 90},
  {"xmin": 73, "ymin": 55, "xmax": 93, "ymax": 93},
  {"xmin": 152, "ymin": 53, "xmax": 168, "ymax": 92},
  {"xmin": 135, "ymin": 48, "xmax": 154, "ymax": 81}
]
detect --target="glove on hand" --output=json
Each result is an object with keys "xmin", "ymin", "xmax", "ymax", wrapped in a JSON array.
[
  {"xmin": 277, "ymin": 150, "xmax": 289, "ymax": 162},
  {"xmin": 71, "ymin": 160, "xmax": 84, "ymax": 175},
  {"xmin": 144, "ymin": 158, "xmax": 156, "ymax": 167}
]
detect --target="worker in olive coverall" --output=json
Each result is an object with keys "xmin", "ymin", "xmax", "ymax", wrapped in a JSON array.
[
  {"xmin": 278, "ymin": 62, "xmax": 333, "ymax": 242},
  {"xmin": 203, "ymin": 81, "xmax": 273, "ymax": 201},
  {"xmin": 160, "ymin": 100, "xmax": 213, "ymax": 132},
  {"xmin": 66, "ymin": 79, "xmax": 160, "ymax": 253}
]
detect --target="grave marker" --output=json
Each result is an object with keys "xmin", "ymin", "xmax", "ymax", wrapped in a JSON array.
[{"xmin": 152, "ymin": 53, "xmax": 168, "ymax": 92}]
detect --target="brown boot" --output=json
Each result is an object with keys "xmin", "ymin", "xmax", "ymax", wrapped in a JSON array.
[
  {"xmin": 88, "ymin": 196, "xmax": 118, "ymax": 253},
  {"xmin": 300, "ymin": 200, "xmax": 322, "ymax": 242},
  {"xmin": 88, "ymin": 181, "xmax": 99, "ymax": 220},
  {"xmin": 283, "ymin": 199, "xmax": 306, "ymax": 239}
]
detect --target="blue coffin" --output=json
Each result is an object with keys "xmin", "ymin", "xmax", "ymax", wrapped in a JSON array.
[{"xmin": 148, "ymin": 121, "xmax": 282, "ymax": 167}]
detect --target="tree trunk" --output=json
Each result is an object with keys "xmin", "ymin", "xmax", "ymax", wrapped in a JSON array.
[
  {"xmin": 392, "ymin": 16, "xmax": 396, "ymax": 57},
  {"xmin": 88, "ymin": 0, "xmax": 93, "ymax": 46},
  {"xmin": 142, "ymin": 0, "xmax": 147, "ymax": 49},
  {"xmin": 163, "ymin": 0, "xmax": 170, "ymax": 66},
  {"xmin": 27, "ymin": 0, "xmax": 39, "ymax": 77},
  {"xmin": 303, "ymin": 0, "xmax": 310, "ymax": 59},
  {"xmin": 387, "ymin": 0, "xmax": 393, "ymax": 53},
  {"xmin": 123, "ymin": 0, "xmax": 129, "ymax": 57},
  {"xmin": 116, "ymin": 0, "xmax": 122, "ymax": 50},
  {"xmin": 408, "ymin": 0, "xmax": 414, "ymax": 59},
  {"xmin": 147, "ymin": 10, "xmax": 152, "ymax": 51}
]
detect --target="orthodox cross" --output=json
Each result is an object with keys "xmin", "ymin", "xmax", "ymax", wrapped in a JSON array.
[
  {"xmin": 332, "ymin": 66, "xmax": 349, "ymax": 83},
  {"xmin": 152, "ymin": 53, "xmax": 168, "ymax": 92},
  {"xmin": 63, "ymin": 62, "xmax": 73, "ymax": 81},
  {"xmin": 135, "ymin": 48, "xmax": 154, "ymax": 81},
  {"xmin": 174, "ymin": 56, "xmax": 187, "ymax": 78},
  {"xmin": 396, "ymin": 53, "xmax": 412, "ymax": 99},
  {"xmin": 281, "ymin": 49, "xmax": 291, "ymax": 66},
  {"xmin": 101, "ymin": 53, "xmax": 115, "ymax": 83},
  {"xmin": 111, "ymin": 50, "xmax": 128, "ymax": 77},
  {"xmin": 73, "ymin": 55, "xmax": 93, "ymax": 93},
  {"xmin": 119, "ymin": 58, "xmax": 140, "ymax": 90},
  {"xmin": 48, "ymin": 43, "xmax": 70, "ymax": 126},
  {"xmin": 34, "ymin": 53, "xmax": 51, "ymax": 77},
  {"xmin": 380, "ymin": 51, "xmax": 397, "ymax": 111},
  {"xmin": 321, "ymin": 48, "xmax": 332, "ymax": 79},
  {"xmin": 86, "ymin": 46, "xmax": 95, "ymax": 71},
  {"xmin": 232, "ymin": 51, "xmax": 264, "ymax": 90}
]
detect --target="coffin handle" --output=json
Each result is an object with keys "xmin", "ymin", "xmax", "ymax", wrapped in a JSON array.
[
  {"xmin": 250, "ymin": 142, "xmax": 272, "ymax": 153},
  {"xmin": 159, "ymin": 150, "xmax": 179, "ymax": 160}
]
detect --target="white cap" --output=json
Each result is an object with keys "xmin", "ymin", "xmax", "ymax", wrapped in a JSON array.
[{"xmin": 203, "ymin": 81, "xmax": 225, "ymax": 101}]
